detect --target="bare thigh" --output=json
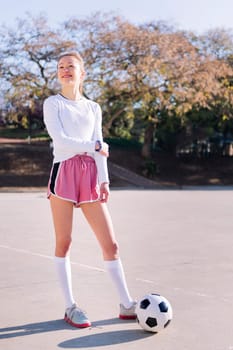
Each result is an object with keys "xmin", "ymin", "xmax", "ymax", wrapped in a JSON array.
[
  {"xmin": 80, "ymin": 201, "xmax": 119, "ymax": 260},
  {"xmin": 50, "ymin": 195, "xmax": 74, "ymax": 257}
]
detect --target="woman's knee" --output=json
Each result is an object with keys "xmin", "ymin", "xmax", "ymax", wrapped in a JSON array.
[
  {"xmin": 111, "ymin": 241, "xmax": 119, "ymax": 256},
  {"xmin": 56, "ymin": 236, "xmax": 72, "ymax": 256},
  {"xmin": 104, "ymin": 241, "xmax": 119, "ymax": 260}
]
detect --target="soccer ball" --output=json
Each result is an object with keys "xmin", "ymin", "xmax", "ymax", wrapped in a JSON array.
[{"xmin": 136, "ymin": 293, "xmax": 173, "ymax": 333}]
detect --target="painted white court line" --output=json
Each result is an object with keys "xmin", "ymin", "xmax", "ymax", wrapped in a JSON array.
[
  {"xmin": 1, "ymin": 244, "xmax": 232, "ymax": 304},
  {"xmin": 0, "ymin": 244, "xmax": 105, "ymax": 272},
  {"xmin": 135, "ymin": 278, "xmax": 155, "ymax": 284},
  {"xmin": 0, "ymin": 244, "xmax": 156, "ymax": 282}
]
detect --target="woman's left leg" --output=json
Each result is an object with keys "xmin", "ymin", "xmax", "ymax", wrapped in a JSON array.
[
  {"xmin": 80, "ymin": 201, "xmax": 117, "ymax": 260},
  {"xmin": 80, "ymin": 201, "xmax": 136, "ymax": 316}
]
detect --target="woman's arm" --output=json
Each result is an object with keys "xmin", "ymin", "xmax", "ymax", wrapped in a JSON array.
[{"xmin": 92, "ymin": 103, "xmax": 110, "ymax": 185}]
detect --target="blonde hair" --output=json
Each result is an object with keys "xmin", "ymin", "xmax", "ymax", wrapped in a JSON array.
[{"xmin": 57, "ymin": 51, "xmax": 85, "ymax": 94}]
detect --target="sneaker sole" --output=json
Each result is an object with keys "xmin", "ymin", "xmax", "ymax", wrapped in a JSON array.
[
  {"xmin": 119, "ymin": 314, "xmax": 137, "ymax": 320},
  {"xmin": 64, "ymin": 315, "xmax": 91, "ymax": 328}
]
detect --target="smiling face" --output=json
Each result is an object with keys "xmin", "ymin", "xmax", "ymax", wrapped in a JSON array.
[{"xmin": 57, "ymin": 55, "xmax": 85, "ymax": 90}]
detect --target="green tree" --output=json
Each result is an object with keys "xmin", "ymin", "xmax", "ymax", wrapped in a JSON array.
[
  {"xmin": 0, "ymin": 13, "xmax": 74, "ymax": 128},
  {"xmin": 1, "ymin": 12, "xmax": 233, "ymax": 159}
]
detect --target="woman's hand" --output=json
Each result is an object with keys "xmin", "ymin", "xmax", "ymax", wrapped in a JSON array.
[
  {"xmin": 99, "ymin": 142, "xmax": 109, "ymax": 157},
  {"xmin": 99, "ymin": 182, "xmax": 110, "ymax": 203},
  {"xmin": 95, "ymin": 140, "xmax": 109, "ymax": 157}
]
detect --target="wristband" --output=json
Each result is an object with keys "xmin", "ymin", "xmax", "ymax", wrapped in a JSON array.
[{"xmin": 95, "ymin": 140, "xmax": 102, "ymax": 152}]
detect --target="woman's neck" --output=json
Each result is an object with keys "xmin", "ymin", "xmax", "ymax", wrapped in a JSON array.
[{"xmin": 60, "ymin": 87, "xmax": 82, "ymax": 101}]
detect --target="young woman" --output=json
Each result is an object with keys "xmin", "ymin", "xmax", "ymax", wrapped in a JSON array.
[{"xmin": 43, "ymin": 51, "xmax": 136, "ymax": 328}]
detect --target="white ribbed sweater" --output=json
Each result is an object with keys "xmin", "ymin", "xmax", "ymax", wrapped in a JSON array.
[{"xmin": 43, "ymin": 94, "xmax": 109, "ymax": 184}]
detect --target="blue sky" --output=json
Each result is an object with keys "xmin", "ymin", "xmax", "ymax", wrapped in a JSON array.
[{"xmin": 1, "ymin": 0, "xmax": 233, "ymax": 33}]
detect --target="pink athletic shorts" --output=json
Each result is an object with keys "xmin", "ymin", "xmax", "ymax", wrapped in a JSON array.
[{"xmin": 47, "ymin": 154, "xmax": 100, "ymax": 207}]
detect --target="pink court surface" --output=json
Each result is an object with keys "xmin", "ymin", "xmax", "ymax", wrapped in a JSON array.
[{"xmin": 0, "ymin": 188, "xmax": 233, "ymax": 350}]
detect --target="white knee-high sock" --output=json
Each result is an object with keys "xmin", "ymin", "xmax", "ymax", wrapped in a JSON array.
[
  {"xmin": 54, "ymin": 256, "xmax": 75, "ymax": 309},
  {"xmin": 105, "ymin": 258, "xmax": 134, "ymax": 308}
]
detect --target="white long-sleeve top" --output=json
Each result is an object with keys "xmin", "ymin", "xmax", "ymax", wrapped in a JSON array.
[{"xmin": 43, "ymin": 94, "xmax": 109, "ymax": 184}]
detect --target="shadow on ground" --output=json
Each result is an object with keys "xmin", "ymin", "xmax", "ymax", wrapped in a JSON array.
[
  {"xmin": 58, "ymin": 329, "xmax": 153, "ymax": 348},
  {"xmin": 0, "ymin": 318, "xmax": 153, "ymax": 348}
]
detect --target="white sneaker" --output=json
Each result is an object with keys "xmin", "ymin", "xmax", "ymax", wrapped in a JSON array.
[
  {"xmin": 119, "ymin": 301, "xmax": 137, "ymax": 320},
  {"xmin": 64, "ymin": 303, "xmax": 91, "ymax": 328}
]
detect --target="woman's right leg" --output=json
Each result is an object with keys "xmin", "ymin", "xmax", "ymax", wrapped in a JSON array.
[
  {"xmin": 50, "ymin": 195, "xmax": 75, "ymax": 308},
  {"xmin": 50, "ymin": 195, "xmax": 91, "ymax": 328},
  {"xmin": 50, "ymin": 194, "xmax": 74, "ymax": 258}
]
